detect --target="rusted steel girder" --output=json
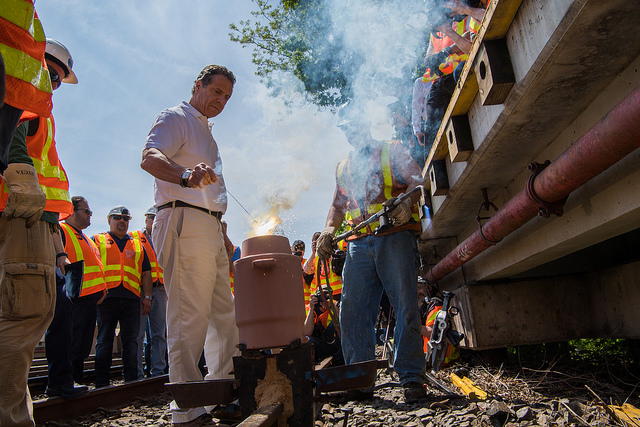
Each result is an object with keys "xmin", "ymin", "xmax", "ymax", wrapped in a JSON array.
[{"xmin": 426, "ymin": 85, "xmax": 640, "ymax": 283}]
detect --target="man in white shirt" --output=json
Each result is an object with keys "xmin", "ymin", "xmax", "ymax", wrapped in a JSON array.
[{"xmin": 141, "ymin": 64, "xmax": 239, "ymax": 427}]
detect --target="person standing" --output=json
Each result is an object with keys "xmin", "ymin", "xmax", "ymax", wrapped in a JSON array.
[
  {"xmin": 0, "ymin": 37, "xmax": 76, "ymax": 425},
  {"xmin": 59, "ymin": 196, "xmax": 107, "ymax": 386},
  {"xmin": 93, "ymin": 205, "xmax": 152, "ymax": 388},
  {"xmin": 316, "ymin": 102, "xmax": 428, "ymax": 403},
  {"xmin": 132, "ymin": 206, "xmax": 168, "ymax": 378},
  {"xmin": 141, "ymin": 64, "xmax": 239, "ymax": 426}
]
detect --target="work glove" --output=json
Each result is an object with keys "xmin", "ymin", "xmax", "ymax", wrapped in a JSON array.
[
  {"xmin": 383, "ymin": 194, "xmax": 413, "ymax": 226},
  {"xmin": 2, "ymin": 163, "xmax": 46, "ymax": 228},
  {"xmin": 316, "ymin": 226, "xmax": 336, "ymax": 261}
]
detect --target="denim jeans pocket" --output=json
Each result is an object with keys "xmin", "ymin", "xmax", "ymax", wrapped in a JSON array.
[{"xmin": 0, "ymin": 262, "xmax": 53, "ymax": 319}]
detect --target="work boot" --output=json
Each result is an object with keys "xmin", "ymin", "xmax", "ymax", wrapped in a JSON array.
[
  {"xmin": 45, "ymin": 382, "xmax": 88, "ymax": 399},
  {"xmin": 403, "ymin": 381, "xmax": 428, "ymax": 403}
]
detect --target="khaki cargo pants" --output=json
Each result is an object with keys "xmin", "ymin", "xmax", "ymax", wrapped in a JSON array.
[{"xmin": 0, "ymin": 217, "xmax": 55, "ymax": 427}]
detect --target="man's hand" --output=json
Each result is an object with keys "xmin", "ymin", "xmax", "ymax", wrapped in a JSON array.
[
  {"xmin": 188, "ymin": 163, "xmax": 218, "ymax": 188},
  {"xmin": 309, "ymin": 294, "xmax": 318, "ymax": 308},
  {"xmin": 141, "ymin": 297, "xmax": 151, "ymax": 315},
  {"xmin": 316, "ymin": 226, "xmax": 336, "ymax": 260},
  {"xmin": 383, "ymin": 195, "xmax": 413, "ymax": 225},
  {"xmin": 2, "ymin": 163, "xmax": 46, "ymax": 227},
  {"xmin": 56, "ymin": 255, "xmax": 70, "ymax": 275}
]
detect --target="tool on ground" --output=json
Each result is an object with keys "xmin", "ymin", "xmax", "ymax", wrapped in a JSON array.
[
  {"xmin": 425, "ymin": 371, "xmax": 460, "ymax": 397},
  {"xmin": 426, "ymin": 291, "xmax": 465, "ymax": 373},
  {"xmin": 449, "ymin": 372, "xmax": 487, "ymax": 400},
  {"xmin": 333, "ymin": 185, "xmax": 425, "ymax": 243}
]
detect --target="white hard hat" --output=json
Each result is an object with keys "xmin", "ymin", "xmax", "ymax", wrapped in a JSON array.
[{"xmin": 45, "ymin": 39, "xmax": 77, "ymax": 84}]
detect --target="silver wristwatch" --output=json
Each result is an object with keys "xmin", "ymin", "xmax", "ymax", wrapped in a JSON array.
[{"xmin": 179, "ymin": 169, "xmax": 193, "ymax": 188}]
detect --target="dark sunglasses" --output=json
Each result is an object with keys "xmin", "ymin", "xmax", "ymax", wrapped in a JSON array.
[
  {"xmin": 49, "ymin": 68, "xmax": 61, "ymax": 86},
  {"xmin": 75, "ymin": 208, "xmax": 92, "ymax": 216},
  {"xmin": 111, "ymin": 215, "xmax": 130, "ymax": 221}
]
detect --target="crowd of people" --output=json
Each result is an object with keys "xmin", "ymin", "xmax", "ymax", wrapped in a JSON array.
[{"xmin": 0, "ymin": 1, "xmax": 485, "ymax": 426}]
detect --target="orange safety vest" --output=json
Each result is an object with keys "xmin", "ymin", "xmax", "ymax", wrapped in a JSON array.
[
  {"xmin": 423, "ymin": 305, "xmax": 460, "ymax": 367},
  {"xmin": 336, "ymin": 141, "xmax": 420, "ymax": 240},
  {"xmin": 422, "ymin": 15, "xmax": 482, "ymax": 83},
  {"xmin": 0, "ymin": 0, "xmax": 52, "ymax": 117},
  {"xmin": 129, "ymin": 230, "xmax": 163, "ymax": 285},
  {"xmin": 94, "ymin": 232, "xmax": 144, "ymax": 297},
  {"xmin": 301, "ymin": 257, "xmax": 312, "ymax": 308},
  {"xmin": 60, "ymin": 223, "xmax": 106, "ymax": 297},
  {"xmin": 311, "ymin": 257, "xmax": 342, "ymax": 296},
  {"xmin": 0, "ymin": 113, "xmax": 72, "ymax": 219}
]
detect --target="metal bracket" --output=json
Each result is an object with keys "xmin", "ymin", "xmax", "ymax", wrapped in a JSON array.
[
  {"xmin": 476, "ymin": 188, "xmax": 500, "ymax": 245},
  {"xmin": 526, "ymin": 161, "xmax": 568, "ymax": 217}
]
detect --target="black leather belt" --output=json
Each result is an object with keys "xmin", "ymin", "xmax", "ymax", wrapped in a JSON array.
[{"xmin": 156, "ymin": 200, "xmax": 222, "ymax": 219}]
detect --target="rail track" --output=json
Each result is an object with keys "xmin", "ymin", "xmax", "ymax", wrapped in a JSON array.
[{"xmin": 32, "ymin": 375, "xmax": 168, "ymax": 425}]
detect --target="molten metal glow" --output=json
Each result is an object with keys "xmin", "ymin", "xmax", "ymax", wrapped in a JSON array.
[{"xmin": 248, "ymin": 215, "xmax": 281, "ymax": 237}]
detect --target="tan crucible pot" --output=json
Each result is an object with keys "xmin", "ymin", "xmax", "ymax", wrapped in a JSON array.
[{"xmin": 233, "ymin": 235, "xmax": 306, "ymax": 349}]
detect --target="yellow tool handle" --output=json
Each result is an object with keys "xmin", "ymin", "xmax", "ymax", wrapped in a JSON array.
[{"xmin": 450, "ymin": 373, "xmax": 487, "ymax": 400}]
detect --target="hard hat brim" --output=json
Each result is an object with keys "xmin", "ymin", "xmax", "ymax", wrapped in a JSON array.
[{"xmin": 62, "ymin": 69, "xmax": 78, "ymax": 84}]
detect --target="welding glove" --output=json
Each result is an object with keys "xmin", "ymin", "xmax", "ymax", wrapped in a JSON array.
[
  {"xmin": 2, "ymin": 163, "xmax": 46, "ymax": 228},
  {"xmin": 316, "ymin": 226, "xmax": 336, "ymax": 260},
  {"xmin": 383, "ymin": 194, "xmax": 413, "ymax": 226}
]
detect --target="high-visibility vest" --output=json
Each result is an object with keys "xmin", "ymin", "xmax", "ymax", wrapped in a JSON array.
[
  {"xmin": 129, "ymin": 230, "xmax": 163, "ymax": 285},
  {"xmin": 60, "ymin": 223, "xmax": 106, "ymax": 297},
  {"xmin": 422, "ymin": 15, "xmax": 482, "ymax": 83},
  {"xmin": 301, "ymin": 257, "xmax": 312, "ymax": 308},
  {"xmin": 0, "ymin": 0, "xmax": 52, "ymax": 117},
  {"xmin": 336, "ymin": 141, "xmax": 420, "ymax": 239},
  {"xmin": 311, "ymin": 257, "xmax": 342, "ymax": 296},
  {"xmin": 0, "ymin": 113, "xmax": 72, "ymax": 219},
  {"xmin": 94, "ymin": 232, "xmax": 144, "ymax": 297},
  {"xmin": 423, "ymin": 305, "xmax": 460, "ymax": 366}
]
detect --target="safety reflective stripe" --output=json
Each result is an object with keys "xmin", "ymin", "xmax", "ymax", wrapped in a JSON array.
[
  {"xmin": 129, "ymin": 230, "xmax": 163, "ymax": 283},
  {"xmin": 0, "ymin": 0, "xmax": 50, "ymax": 93},
  {"xmin": 96, "ymin": 233, "xmax": 143, "ymax": 295},
  {"xmin": 0, "ymin": 0, "xmax": 45, "ymax": 40},
  {"xmin": 312, "ymin": 257, "xmax": 342, "ymax": 295},
  {"xmin": 61, "ymin": 224, "xmax": 106, "ymax": 297},
  {"xmin": 32, "ymin": 119, "xmax": 68, "ymax": 182},
  {"xmin": 381, "ymin": 143, "xmax": 392, "ymax": 200}
]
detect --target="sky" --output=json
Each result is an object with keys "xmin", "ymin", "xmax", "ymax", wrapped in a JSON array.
[{"xmin": 35, "ymin": 0, "xmax": 428, "ymax": 250}]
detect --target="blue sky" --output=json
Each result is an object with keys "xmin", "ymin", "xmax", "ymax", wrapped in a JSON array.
[{"xmin": 35, "ymin": 1, "xmax": 352, "ymax": 249}]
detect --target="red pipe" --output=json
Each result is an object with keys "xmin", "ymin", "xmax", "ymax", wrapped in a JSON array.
[{"xmin": 426, "ymin": 85, "xmax": 640, "ymax": 283}]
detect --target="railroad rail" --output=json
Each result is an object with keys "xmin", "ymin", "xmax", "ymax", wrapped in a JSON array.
[{"xmin": 32, "ymin": 375, "xmax": 168, "ymax": 425}]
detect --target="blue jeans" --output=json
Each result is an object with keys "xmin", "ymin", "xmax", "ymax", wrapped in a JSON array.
[
  {"xmin": 340, "ymin": 231, "xmax": 425, "ymax": 385},
  {"xmin": 95, "ymin": 297, "xmax": 140, "ymax": 386},
  {"xmin": 137, "ymin": 285, "xmax": 168, "ymax": 377}
]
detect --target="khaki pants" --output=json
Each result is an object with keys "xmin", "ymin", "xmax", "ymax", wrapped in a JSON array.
[
  {"xmin": 153, "ymin": 207, "xmax": 239, "ymax": 424},
  {"xmin": 0, "ymin": 218, "xmax": 56, "ymax": 427}
]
